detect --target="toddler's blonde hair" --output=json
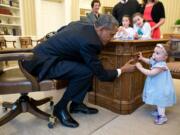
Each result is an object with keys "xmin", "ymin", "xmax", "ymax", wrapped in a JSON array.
[{"xmin": 156, "ymin": 44, "xmax": 168, "ymax": 56}]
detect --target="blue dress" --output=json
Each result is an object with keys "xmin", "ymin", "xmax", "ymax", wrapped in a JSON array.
[{"xmin": 143, "ymin": 58, "xmax": 176, "ymax": 107}]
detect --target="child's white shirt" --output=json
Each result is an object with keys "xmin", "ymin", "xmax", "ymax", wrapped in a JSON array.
[
  {"xmin": 114, "ymin": 27, "xmax": 135, "ymax": 40},
  {"xmin": 133, "ymin": 22, "xmax": 151, "ymax": 39}
]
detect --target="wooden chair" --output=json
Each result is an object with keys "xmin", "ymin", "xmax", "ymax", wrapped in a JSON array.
[
  {"xmin": 19, "ymin": 37, "xmax": 35, "ymax": 48},
  {"xmin": 0, "ymin": 49, "xmax": 67, "ymax": 128},
  {"xmin": 167, "ymin": 61, "xmax": 180, "ymax": 79},
  {"xmin": 167, "ymin": 52, "xmax": 180, "ymax": 79},
  {"xmin": 0, "ymin": 37, "xmax": 16, "ymax": 66},
  {"xmin": 163, "ymin": 34, "xmax": 180, "ymax": 61},
  {"xmin": 0, "ymin": 37, "xmax": 16, "ymax": 50},
  {"xmin": 164, "ymin": 34, "xmax": 180, "ymax": 79}
]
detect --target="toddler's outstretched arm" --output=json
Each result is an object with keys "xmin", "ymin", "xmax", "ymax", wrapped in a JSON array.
[
  {"xmin": 136, "ymin": 62, "xmax": 163, "ymax": 76},
  {"xmin": 138, "ymin": 52, "xmax": 150, "ymax": 64}
]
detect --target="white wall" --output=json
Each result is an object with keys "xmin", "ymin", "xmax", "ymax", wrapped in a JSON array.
[
  {"xmin": 64, "ymin": 0, "xmax": 72, "ymax": 24},
  {"xmin": 35, "ymin": 0, "xmax": 66, "ymax": 37},
  {"xmin": 79, "ymin": 0, "xmax": 91, "ymax": 10}
]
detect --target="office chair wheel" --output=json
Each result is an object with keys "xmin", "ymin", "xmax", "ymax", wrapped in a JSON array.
[
  {"xmin": 48, "ymin": 116, "xmax": 56, "ymax": 129},
  {"xmin": 2, "ymin": 107, "xmax": 8, "ymax": 112},
  {"xmin": 50, "ymin": 101, "xmax": 54, "ymax": 110},
  {"xmin": 48, "ymin": 122, "xmax": 54, "ymax": 129}
]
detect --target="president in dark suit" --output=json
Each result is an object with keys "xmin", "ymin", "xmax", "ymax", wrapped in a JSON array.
[{"xmin": 23, "ymin": 14, "xmax": 135, "ymax": 128}]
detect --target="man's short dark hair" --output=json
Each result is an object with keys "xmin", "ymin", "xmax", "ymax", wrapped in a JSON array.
[
  {"xmin": 94, "ymin": 14, "xmax": 119, "ymax": 30},
  {"xmin": 91, "ymin": 0, "xmax": 101, "ymax": 8}
]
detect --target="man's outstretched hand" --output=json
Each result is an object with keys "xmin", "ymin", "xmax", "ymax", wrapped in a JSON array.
[{"xmin": 120, "ymin": 59, "xmax": 136, "ymax": 74}]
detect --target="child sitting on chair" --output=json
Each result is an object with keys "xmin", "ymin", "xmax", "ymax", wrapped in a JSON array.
[
  {"xmin": 133, "ymin": 12, "xmax": 151, "ymax": 40},
  {"xmin": 135, "ymin": 44, "xmax": 176, "ymax": 125},
  {"xmin": 114, "ymin": 15, "xmax": 134, "ymax": 40}
]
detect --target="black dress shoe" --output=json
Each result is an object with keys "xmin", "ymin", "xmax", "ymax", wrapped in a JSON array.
[
  {"xmin": 70, "ymin": 103, "xmax": 98, "ymax": 114},
  {"xmin": 53, "ymin": 106, "xmax": 79, "ymax": 128}
]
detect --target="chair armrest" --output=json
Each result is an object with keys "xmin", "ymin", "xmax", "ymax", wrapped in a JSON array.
[
  {"xmin": 0, "ymin": 50, "xmax": 39, "ymax": 90},
  {"xmin": 0, "ymin": 48, "xmax": 40, "ymax": 90},
  {"xmin": 0, "ymin": 52, "xmax": 33, "ymax": 61},
  {"xmin": 0, "ymin": 48, "xmax": 32, "ymax": 54}
]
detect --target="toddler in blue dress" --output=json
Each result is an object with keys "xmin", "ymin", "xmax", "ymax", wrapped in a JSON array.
[{"xmin": 135, "ymin": 44, "xmax": 176, "ymax": 125}]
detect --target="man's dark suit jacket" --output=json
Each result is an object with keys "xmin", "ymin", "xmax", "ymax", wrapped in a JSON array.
[
  {"xmin": 112, "ymin": 0, "xmax": 140, "ymax": 25},
  {"xmin": 23, "ymin": 21, "xmax": 118, "ymax": 81}
]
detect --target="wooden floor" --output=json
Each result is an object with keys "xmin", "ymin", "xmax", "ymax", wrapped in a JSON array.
[{"xmin": 0, "ymin": 79, "xmax": 180, "ymax": 135}]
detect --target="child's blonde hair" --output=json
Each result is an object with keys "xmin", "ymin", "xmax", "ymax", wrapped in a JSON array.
[{"xmin": 156, "ymin": 44, "xmax": 168, "ymax": 56}]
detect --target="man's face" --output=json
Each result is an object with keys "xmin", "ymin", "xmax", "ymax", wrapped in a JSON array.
[
  {"xmin": 99, "ymin": 26, "xmax": 118, "ymax": 45},
  {"xmin": 92, "ymin": 2, "xmax": 100, "ymax": 13}
]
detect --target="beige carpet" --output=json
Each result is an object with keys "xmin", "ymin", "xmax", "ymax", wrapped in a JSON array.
[
  {"xmin": 0, "ymin": 90, "xmax": 118, "ymax": 135},
  {"xmin": 0, "ymin": 79, "xmax": 180, "ymax": 135},
  {"xmin": 91, "ymin": 79, "xmax": 180, "ymax": 135}
]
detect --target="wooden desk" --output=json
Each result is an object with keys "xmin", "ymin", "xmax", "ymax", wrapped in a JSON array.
[
  {"xmin": 88, "ymin": 39, "xmax": 169, "ymax": 114},
  {"xmin": 163, "ymin": 33, "xmax": 180, "ymax": 39}
]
